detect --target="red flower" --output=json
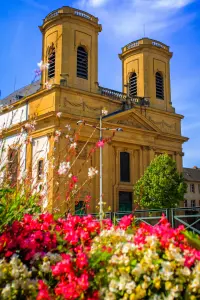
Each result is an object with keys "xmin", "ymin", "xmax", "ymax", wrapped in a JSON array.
[{"xmin": 37, "ymin": 280, "xmax": 51, "ymax": 300}]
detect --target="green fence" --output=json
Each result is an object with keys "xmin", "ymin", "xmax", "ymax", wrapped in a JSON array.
[{"xmin": 76, "ymin": 207, "xmax": 200, "ymax": 234}]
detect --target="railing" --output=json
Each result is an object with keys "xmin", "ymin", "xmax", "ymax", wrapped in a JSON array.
[
  {"xmin": 75, "ymin": 208, "xmax": 200, "ymax": 233},
  {"xmin": 98, "ymin": 86, "xmax": 127, "ymax": 101},
  {"xmin": 113, "ymin": 209, "xmax": 168, "ymax": 226},
  {"xmin": 171, "ymin": 207, "xmax": 200, "ymax": 234},
  {"xmin": 98, "ymin": 86, "xmax": 150, "ymax": 107},
  {"xmin": 122, "ymin": 38, "xmax": 169, "ymax": 53},
  {"xmin": 44, "ymin": 7, "xmax": 98, "ymax": 23}
]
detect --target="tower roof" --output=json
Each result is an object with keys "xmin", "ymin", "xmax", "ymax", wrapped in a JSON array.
[
  {"xmin": 119, "ymin": 38, "xmax": 172, "ymax": 59},
  {"xmin": 40, "ymin": 6, "xmax": 102, "ymax": 32}
]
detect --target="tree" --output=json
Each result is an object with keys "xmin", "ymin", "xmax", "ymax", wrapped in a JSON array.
[{"xmin": 134, "ymin": 154, "xmax": 187, "ymax": 209}]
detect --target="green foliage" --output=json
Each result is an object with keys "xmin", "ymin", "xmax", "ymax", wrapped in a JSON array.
[
  {"xmin": 134, "ymin": 154, "xmax": 187, "ymax": 209},
  {"xmin": 182, "ymin": 230, "xmax": 200, "ymax": 250},
  {"xmin": 0, "ymin": 185, "xmax": 41, "ymax": 233}
]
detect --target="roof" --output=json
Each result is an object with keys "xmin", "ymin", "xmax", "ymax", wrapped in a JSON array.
[
  {"xmin": 183, "ymin": 167, "xmax": 200, "ymax": 182},
  {"xmin": 0, "ymin": 80, "xmax": 40, "ymax": 106}
]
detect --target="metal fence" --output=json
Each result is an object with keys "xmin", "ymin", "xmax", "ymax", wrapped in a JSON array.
[{"xmin": 76, "ymin": 207, "xmax": 200, "ymax": 234}]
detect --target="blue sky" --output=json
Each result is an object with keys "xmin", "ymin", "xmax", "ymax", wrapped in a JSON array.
[{"xmin": 0, "ymin": 0, "xmax": 200, "ymax": 167}]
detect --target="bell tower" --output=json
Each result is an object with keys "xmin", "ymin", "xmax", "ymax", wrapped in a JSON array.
[
  {"xmin": 39, "ymin": 6, "xmax": 102, "ymax": 92},
  {"xmin": 119, "ymin": 38, "xmax": 174, "ymax": 112}
]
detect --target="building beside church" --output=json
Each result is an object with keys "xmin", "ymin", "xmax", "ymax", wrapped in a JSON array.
[
  {"xmin": 0, "ymin": 6, "xmax": 188, "ymax": 213},
  {"xmin": 183, "ymin": 167, "xmax": 200, "ymax": 208}
]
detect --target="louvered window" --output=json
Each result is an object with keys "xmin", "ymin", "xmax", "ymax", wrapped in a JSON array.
[
  {"xmin": 156, "ymin": 72, "xmax": 164, "ymax": 99},
  {"xmin": 77, "ymin": 46, "xmax": 88, "ymax": 80},
  {"xmin": 48, "ymin": 45, "xmax": 55, "ymax": 78},
  {"xmin": 7, "ymin": 148, "xmax": 19, "ymax": 186},
  {"xmin": 129, "ymin": 73, "xmax": 137, "ymax": 97}
]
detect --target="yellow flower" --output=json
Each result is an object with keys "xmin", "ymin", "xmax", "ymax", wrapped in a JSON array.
[
  {"xmin": 135, "ymin": 285, "xmax": 146, "ymax": 299},
  {"xmin": 129, "ymin": 294, "xmax": 136, "ymax": 300},
  {"xmin": 165, "ymin": 281, "xmax": 172, "ymax": 290},
  {"xmin": 154, "ymin": 278, "xmax": 161, "ymax": 290}
]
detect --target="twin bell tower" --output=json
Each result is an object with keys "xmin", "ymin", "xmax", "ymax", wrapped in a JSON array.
[{"xmin": 39, "ymin": 6, "xmax": 174, "ymax": 113}]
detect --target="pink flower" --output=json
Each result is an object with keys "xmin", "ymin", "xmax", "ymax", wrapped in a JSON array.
[
  {"xmin": 118, "ymin": 214, "xmax": 134, "ymax": 230},
  {"xmin": 96, "ymin": 140, "xmax": 104, "ymax": 148},
  {"xmin": 76, "ymin": 252, "xmax": 88, "ymax": 268},
  {"xmin": 72, "ymin": 176, "xmax": 78, "ymax": 183}
]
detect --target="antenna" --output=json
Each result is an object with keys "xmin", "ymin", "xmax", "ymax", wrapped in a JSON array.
[{"xmin": 143, "ymin": 24, "xmax": 146, "ymax": 37}]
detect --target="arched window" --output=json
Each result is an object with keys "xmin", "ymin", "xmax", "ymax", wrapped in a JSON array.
[
  {"xmin": 156, "ymin": 72, "xmax": 164, "ymax": 99},
  {"xmin": 48, "ymin": 44, "xmax": 55, "ymax": 78},
  {"xmin": 129, "ymin": 72, "xmax": 137, "ymax": 97},
  {"xmin": 120, "ymin": 152, "xmax": 130, "ymax": 182},
  {"xmin": 77, "ymin": 46, "xmax": 88, "ymax": 80}
]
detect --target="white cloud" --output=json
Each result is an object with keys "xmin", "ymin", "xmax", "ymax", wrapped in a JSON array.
[
  {"xmin": 75, "ymin": 0, "xmax": 196, "ymax": 39},
  {"xmin": 89, "ymin": 0, "xmax": 110, "ymax": 7},
  {"xmin": 153, "ymin": 0, "xmax": 194, "ymax": 8}
]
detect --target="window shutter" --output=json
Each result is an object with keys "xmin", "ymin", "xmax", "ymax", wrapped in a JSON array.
[{"xmin": 77, "ymin": 46, "xmax": 88, "ymax": 80}]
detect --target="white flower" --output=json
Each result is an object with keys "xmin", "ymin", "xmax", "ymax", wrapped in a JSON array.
[
  {"xmin": 70, "ymin": 142, "xmax": 77, "ymax": 149},
  {"xmin": 68, "ymin": 173, "xmax": 72, "ymax": 178},
  {"xmin": 37, "ymin": 61, "xmax": 49, "ymax": 71},
  {"xmin": 55, "ymin": 130, "xmax": 61, "ymax": 136},
  {"xmin": 45, "ymin": 82, "xmax": 52, "ymax": 90},
  {"xmin": 40, "ymin": 190, "xmax": 47, "ymax": 197},
  {"xmin": 65, "ymin": 135, "xmax": 69, "ymax": 139},
  {"xmin": 56, "ymin": 112, "xmax": 62, "ymax": 118},
  {"xmin": 102, "ymin": 108, "xmax": 108, "ymax": 116},
  {"xmin": 65, "ymin": 124, "xmax": 71, "ymax": 131},
  {"xmin": 125, "ymin": 281, "xmax": 136, "ymax": 294},
  {"xmin": 58, "ymin": 162, "xmax": 70, "ymax": 175},
  {"xmin": 88, "ymin": 167, "xmax": 98, "ymax": 178}
]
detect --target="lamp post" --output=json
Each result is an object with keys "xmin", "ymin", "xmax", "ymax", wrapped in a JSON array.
[{"xmin": 77, "ymin": 112, "xmax": 123, "ymax": 221}]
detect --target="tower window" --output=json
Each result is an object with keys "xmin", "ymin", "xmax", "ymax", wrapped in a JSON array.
[
  {"xmin": 48, "ymin": 45, "xmax": 55, "ymax": 78},
  {"xmin": 77, "ymin": 46, "xmax": 88, "ymax": 80},
  {"xmin": 155, "ymin": 72, "xmax": 164, "ymax": 99},
  {"xmin": 120, "ymin": 152, "xmax": 130, "ymax": 182},
  {"xmin": 7, "ymin": 148, "xmax": 19, "ymax": 186},
  {"xmin": 37, "ymin": 159, "xmax": 44, "ymax": 181},
  {"xmin": 129, "ymin": 72, "xmax": 137, "ymax": 97}
]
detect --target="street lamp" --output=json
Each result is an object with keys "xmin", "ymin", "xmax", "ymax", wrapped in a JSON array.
[{"xmin": 77, "ymin": 113, "xmax": 123, "ymax": 221}]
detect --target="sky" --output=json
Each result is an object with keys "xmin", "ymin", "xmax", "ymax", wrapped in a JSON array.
[{"xmin": 0, "ymin": 0, "xmax": 200, "ymax": 167}]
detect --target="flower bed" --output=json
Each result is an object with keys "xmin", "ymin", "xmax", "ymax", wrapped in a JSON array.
[{"xmin": 0, "ymin": 214, "xmax": 199, "ymax": 299}]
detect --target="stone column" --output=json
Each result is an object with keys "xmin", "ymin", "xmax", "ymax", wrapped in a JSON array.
[
  {"xmin": 149, "ymin": 147, "xmax": 155, "ymax": 163},
  {"xmin": 175, "ymin": 151, "xmax": 184, "ymax": 173}
]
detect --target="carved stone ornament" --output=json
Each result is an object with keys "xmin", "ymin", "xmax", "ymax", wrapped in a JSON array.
[
  {"xmin": 148, "ymin": 116, "xmax": 176, "ymax": 133},
  {"xmin": 115, "ymin": 115, "xmax": 149, "ymax": 130}
]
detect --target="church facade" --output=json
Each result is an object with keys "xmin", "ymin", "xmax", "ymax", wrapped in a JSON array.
[{"xmin": 0, "ymin": 6, "xmax": 188, "ymax": 213}]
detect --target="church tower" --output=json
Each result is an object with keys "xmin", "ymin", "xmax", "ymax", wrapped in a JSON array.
[
  {"xmin": 119, "ymin": 38, "xmax": 173, "ymax": 112},
  {"xmin": 39, "ymin": 6, "xmax": 102, "ymax": 92}
]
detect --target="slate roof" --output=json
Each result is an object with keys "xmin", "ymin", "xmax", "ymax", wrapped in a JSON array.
[
  {"xmin": 183, "ymin": 167, "xmax": 200, "ymax": 182},
  {"xmin": 0, "ymin": 80, "xmax": 40, "ymax": 106}
]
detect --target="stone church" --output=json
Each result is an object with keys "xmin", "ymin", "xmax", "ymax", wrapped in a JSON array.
[{"xmin": 0, "ymin": 6, "xmax": 188, "ymax": 213}]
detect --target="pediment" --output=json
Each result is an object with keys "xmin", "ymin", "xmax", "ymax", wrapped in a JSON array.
[{"xmin": 105, "ymin": 109, "xmax": 161, "ymax": 133}]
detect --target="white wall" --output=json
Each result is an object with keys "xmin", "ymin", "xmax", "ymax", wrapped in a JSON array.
[
  {"xmin": 0, "ymin": 133, "xmax": 27, "ymax": 183},
  {"xmin": 32, "ymin": 135, "xmax": 49, "ymax": 209},
  {"xmin": 0, "ymin": 104, "xmax": 27, "ymax": 130}
]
